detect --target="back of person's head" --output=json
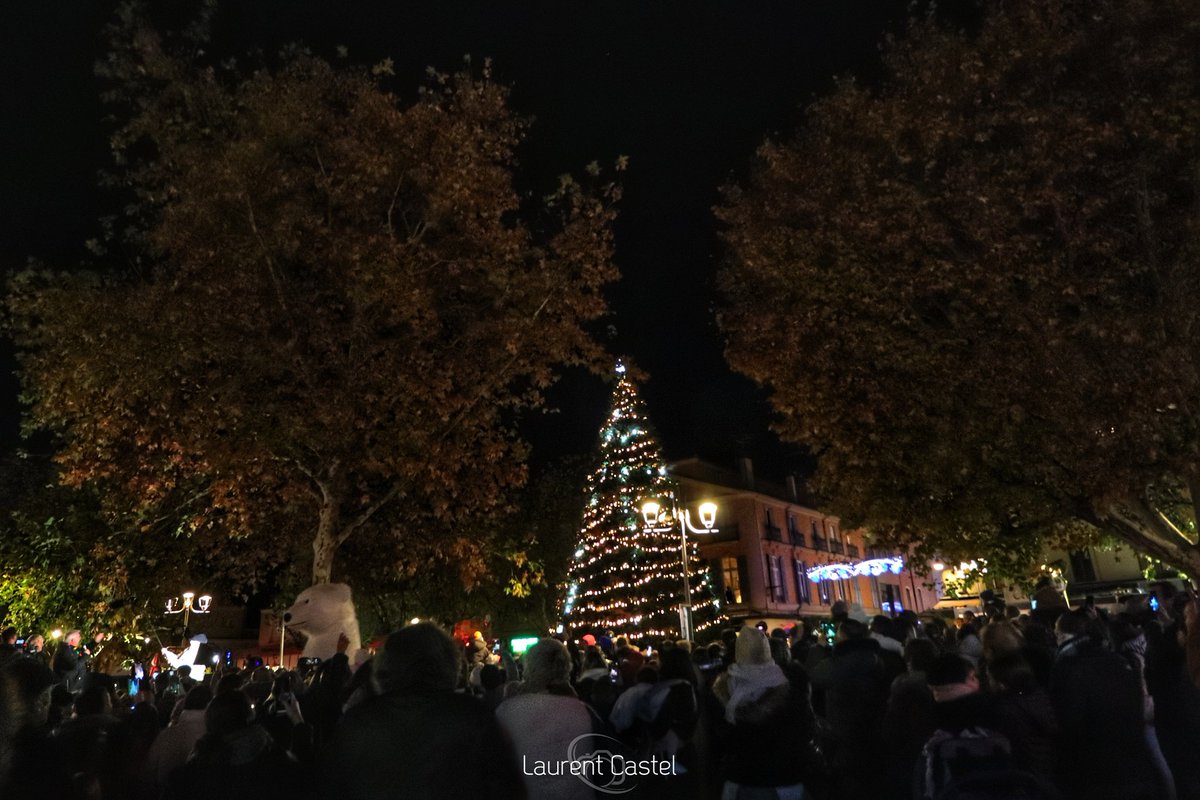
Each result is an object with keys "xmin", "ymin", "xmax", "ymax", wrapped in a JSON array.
[
  {"xmin": 377, "ymin": 623, "xmax": 462, "ymax": 694},
  {"xmin": 927, "ymin": 653, "xmax": 975, "ymax": 689},
  {"xmin": 770, "ymin": 627, "xmax": 788, "ymax": 641},
  {"xmin": 837, "ymin": 619, "xmax": 869, "ymax": 642},
  {"xmin": 614, "ymin": 636, "xmax": 630, "ymax": 650},
  {"xmin": 957, "ymin": 623, "xmax": 979, "ymax": 640},
  {"xmin": 583, "ymin": 649, "xmax": 607, "ymax": 671},
  {"xmin": 870, "ymin": 615, "xmax": 892, "ymax": 635},
  {"xmin": 521, "ymin": 638, "xmax": 573, "ymax": 693},
  {"xmin": 635, "ymin": 666, "xmax": 659, "ymax": 685},
  {"xmin": 658, "ymin": 647, "xmax": 698, "ymax": 685},
  {"xmin": 830, "ymin": 600, "xmax": 849, "ymax": 621},
  {"xmin": 734, "ymin": 625, "xmax": 772, "ymax": 665},
  {"xmin": 904, "ymin": 637, "xmax": 938, "ymax": 674},
  {"xmin": 981, "ymin": 620, "xmax": 1024, "ymax": 662},
  {"xmin": 480, "ymin": 663, "xmax": 506, "ymax": 691},
  {"xmin": 674, "ymin": 638, "xmax": 693, "ymax": 653},
  {"xmin": 989, "ymin": 651, "xmax": 1038, "ymax": 694},
  {"xmin": 204, "ymin": 690, "xmax": 254, "ymax": 738},
  {"xmin": 215, "ymin": 673, "xmax": 244, "ymax": 696},
  {"xmin": 73, "ymin": 683, "xmax": 113, "ymax": 717},
  {"xmin": 1020, "ymin": 620, "xmax": 1057, "ymax": 649},
  {"xmin": 176, "ymin": 665, "xmax": 192, "ymax": 681},
  {"xmin": 768, "ymin": 637, "xmax": 791, "ymax": 668},
  {"xmin": 707, "ymin": 642, "xmax": 724, "ymax": 661},
  {"xmin": 183, "ymin": 684, "xmax": 213, "ymax": 711},
  {"xmin": 1, "ymin": 627, "xmax": 16, "ymax": 644},
  {"xmin": 1, "ymin": 657, "xmax": 54, "ymax": 729},
  {"xmin": 1055, "ymin": 609, "xmax": 1091, "ymax": 641}
]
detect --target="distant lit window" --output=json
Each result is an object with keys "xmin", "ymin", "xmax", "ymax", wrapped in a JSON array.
[
  {"xmin": 767, "ymin": 555, "xmax": 786, "ymax": 602},
  {"xmin": 794, "ymin": 559, "xmax": 811, "ymax": 603},
  {"xmin": 722, "ymin": 557, "xmax": 743, "ymax": 604}
]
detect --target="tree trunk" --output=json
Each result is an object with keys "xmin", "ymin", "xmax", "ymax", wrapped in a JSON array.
[
  {"xmin": 311, "ymin": 499, "xmax": 340, "ymax": 585},
  {"xmin": 1097, "ymin": 498, "xmax": 1200, "ymax": 585}
]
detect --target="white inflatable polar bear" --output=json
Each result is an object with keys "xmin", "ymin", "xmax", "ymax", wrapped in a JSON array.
[{"xmin": 283, "ymin": 583, "xmax": 362, "ymax": 661}]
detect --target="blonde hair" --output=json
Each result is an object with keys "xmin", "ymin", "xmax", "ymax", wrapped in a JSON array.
[{"xmin": 981, "ymin": 620, "xmax": 1024, "ymax": 662}]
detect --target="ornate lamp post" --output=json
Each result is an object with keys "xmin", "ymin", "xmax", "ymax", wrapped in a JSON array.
[
  {"xmin": 165, "ymin": 591, "xmax": 211, "ymax": 645},
  {"xmin": 640, "ymin": 498, "xmax": 719, "ymax": 642}
]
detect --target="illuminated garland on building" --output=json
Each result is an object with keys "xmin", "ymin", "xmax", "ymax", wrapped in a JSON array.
[
  {"xmin": 806, "ymin": 556, "xmax": 904, "ymax": 582},
  {"xmin": 562, "ymin": 362, "xmax": 721, "ymax": 641}
]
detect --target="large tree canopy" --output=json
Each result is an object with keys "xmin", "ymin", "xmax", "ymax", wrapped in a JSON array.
[
  {"xmin": 7, "ymin": 10, "xmax": 619, "ymax": 590},
  {"xmin": 718, "ymin": 0, "xmax": 1200, "ymax": 578}
]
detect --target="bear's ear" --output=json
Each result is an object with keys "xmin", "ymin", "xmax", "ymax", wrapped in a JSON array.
[{"xmin": 326, "ymin": 583, "xmax": 352, "ymax": 602}]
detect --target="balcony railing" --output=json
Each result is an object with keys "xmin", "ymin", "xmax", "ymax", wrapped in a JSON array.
[
  {"xmin": 829, "ymin": 540, "xmax": 845, "ymax": 555},
  {"xmin": 846, "ymin": 544, "xmax": 860, "ymax": 559},
  {"xmin": 763, "ymin": 523, "xmax": 783, "ymax": 542},
  {"xmin": 812, "ymin": 535, "xmax": 827, "ymax": 551},
  {"xmin": 789, "ymin": 530, "xmax": 806, "ymax": 547}
]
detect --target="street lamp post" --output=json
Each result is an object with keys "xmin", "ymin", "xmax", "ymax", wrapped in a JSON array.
[
  {"xmin": 640, "ymin": 498, "xmax": 718, "ymax": 642},
  {"xmin": 165, "ymin": 591, "xmax": 212, "ymax": 646}
]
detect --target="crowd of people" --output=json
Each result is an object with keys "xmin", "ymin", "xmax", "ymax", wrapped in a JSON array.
[{"xmin": 3, "ymin": 585, "xmax": 1200, "ymax": 800}]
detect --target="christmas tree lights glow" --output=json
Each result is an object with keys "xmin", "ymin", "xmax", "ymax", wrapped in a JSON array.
[{"xmin": 562, "ymin": 362, "xmax": 721, "ymax": 641}]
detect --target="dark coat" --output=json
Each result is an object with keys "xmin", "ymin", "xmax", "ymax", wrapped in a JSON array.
[
  {"xmin": 810, "ymin": 637, "xmax": 889, "ymax": 747},
  {"xmin": 323, "ymin": 689, "xmax": 524, "ymax": 800},
  {"xmin": 810, "ymin": 637, "xmax": 890, "ymax": 797},
  {"xmin": 166, "ymin": 724, "xmax": 304, "ymax": 800},
  {"xmin": 50, "ymin": 642, "xmax": 86, "ymax": 692},
  {"xmin": 882, "ymin": 672, "xmax": 937, "ymax": 800},
  {"xmin": 992, "ymin": 687, "xmax": 1058, "ymax": 782},
  {"xmin": 1051, "ymin": 638, "xmax": 1168, "ymax": 800},
  {"xmin": 717, "ymin": 678, "xmax": 820, "ymax": 790}
]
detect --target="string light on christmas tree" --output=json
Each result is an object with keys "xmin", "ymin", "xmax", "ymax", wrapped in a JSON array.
[{"xmin": 562, "ymin": 360, "xmax": 722, "ymax": 642}]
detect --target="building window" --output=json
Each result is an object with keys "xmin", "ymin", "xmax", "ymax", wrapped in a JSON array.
[
  {"xmin": 788, "ymin": 515, "xmax": 804, "ymax": 546},
  {"xmin": 721, "ymin": 557, "xmax": 743, "ymax": 604},
  {"xmin": 763, "ymin": 509, "xmax": 782, "ymax": 542},
  {"xmin": 811, "ymin": 520, "xmax": 827, "ymax": 551},
  {"xmin": 818, "ymin": 579, "xmax": 831, "ymax": 605},
  {"xmin": 1069, "ymin": 550, "xmax": 1097, "ymax": 583},
  {"xmin": 766, "ymin": 555, "xmax": 786, "ymax": 603},
  {"xmin": 794, "ymin": 559, "xmax": 811, "ymax": 603}
]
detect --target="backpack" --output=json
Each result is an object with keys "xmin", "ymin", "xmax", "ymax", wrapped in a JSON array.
[{"xmin": 918, "ymin": 727, "xmax": 1059, "ymax": 800}]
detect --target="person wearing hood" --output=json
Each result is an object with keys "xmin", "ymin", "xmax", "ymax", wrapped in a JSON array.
[
  {"xmin": 713, "ymin": 625, "xmax": 819, "ymax": 799},
  {"xmin": 496, "ymin": 638, "xmax": 596, "ymax": 799}
]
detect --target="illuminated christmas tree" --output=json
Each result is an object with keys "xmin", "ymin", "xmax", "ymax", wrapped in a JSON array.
[{"xmin": 562, "ymin": 361, "xmax": 721, "ymax": 641}]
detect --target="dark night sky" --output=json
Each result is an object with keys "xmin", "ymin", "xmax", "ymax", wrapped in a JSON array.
[{"xmin": 1, "ymin": 0, "xmax": 909, "ymax": 478}]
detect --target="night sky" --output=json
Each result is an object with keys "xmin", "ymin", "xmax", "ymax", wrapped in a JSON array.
[{"xmin": 2, "ymin": 0, "xmax": 909, "ymax": 478}]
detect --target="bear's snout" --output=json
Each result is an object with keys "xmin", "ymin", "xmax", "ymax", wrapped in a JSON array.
[{"xmin": 283, "ymin": 611, "xmax": 292, "ymax": 623}]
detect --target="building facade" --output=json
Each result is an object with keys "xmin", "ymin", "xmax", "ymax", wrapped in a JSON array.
[{"xmin": 671, "ymin": 459, "xmax": 938, "ymax": 628}]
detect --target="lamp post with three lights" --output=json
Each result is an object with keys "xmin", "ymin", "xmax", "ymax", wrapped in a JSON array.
[{"xmin": 640, "ymin": 498, "xmax": 718, "ymax": 642}]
